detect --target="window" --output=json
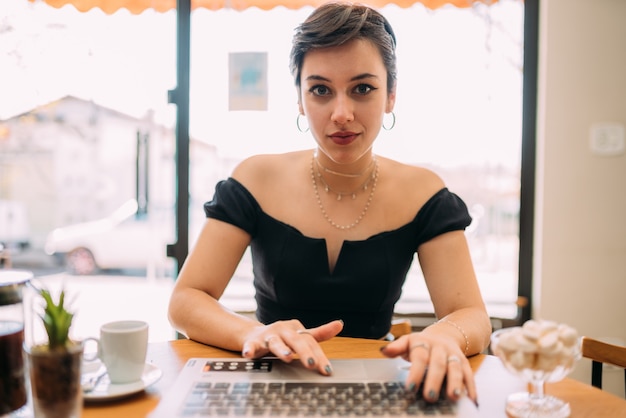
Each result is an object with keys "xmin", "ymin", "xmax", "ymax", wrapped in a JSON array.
[
  {"xmin": 1, "ymin": 0, "xmax": 525, "ymax": 330},
  {"xmin": 188, "ymin": 3, "xmax": 525, "ymax": 320}
]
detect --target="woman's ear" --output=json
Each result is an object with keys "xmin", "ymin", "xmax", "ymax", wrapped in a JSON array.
[
  {"xmin": 296, "ymin": 86, "xmax": 305, "ymax": 115},
  {"xmin": 386, "ymin": 83, "xmax": 397, "ymax": 113}
]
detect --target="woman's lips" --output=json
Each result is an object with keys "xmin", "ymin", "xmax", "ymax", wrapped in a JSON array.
[{"xmin": 329, "ymin": 132, "xmax": 358, "ymax": 146}]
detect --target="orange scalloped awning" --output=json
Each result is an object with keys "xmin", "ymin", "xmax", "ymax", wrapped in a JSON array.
[{"xmin": 32, "ymin": 0, "xmax": 498, "ymax": 14}]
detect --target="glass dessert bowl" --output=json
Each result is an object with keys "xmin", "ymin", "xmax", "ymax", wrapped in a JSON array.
[{"xmin": 490, "ymin": 320, "xmax": 581, "ymax": 418}]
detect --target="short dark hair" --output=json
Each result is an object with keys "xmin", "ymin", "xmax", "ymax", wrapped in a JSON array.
[{"xmin": 289, "ymin": 2, "xmax": 397, "ymax": 94}]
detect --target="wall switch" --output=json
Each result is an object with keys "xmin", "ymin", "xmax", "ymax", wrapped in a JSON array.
[{"xmin": 590, "ymin": 123, "xmax": 625, "ymax": 156}]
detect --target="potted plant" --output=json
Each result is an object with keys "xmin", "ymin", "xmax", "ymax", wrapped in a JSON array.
[{"xmin": 26, "ymin": 286, "xmax": 83, "ymax": 418}]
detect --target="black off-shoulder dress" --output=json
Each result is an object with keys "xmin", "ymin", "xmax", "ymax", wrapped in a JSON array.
[{"xmin": 204, "ymin": 177, "xmax": 471, "ymax": 339}]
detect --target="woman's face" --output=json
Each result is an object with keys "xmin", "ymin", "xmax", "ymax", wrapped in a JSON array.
[{"xmin": 299, "ymin": 38, "xmax": 396, "ymax": 165}]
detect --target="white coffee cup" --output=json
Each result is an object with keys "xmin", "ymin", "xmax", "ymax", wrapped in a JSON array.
[{"xmin": 85, "ymin": 320, "xmax": 149, "ymax": 384}]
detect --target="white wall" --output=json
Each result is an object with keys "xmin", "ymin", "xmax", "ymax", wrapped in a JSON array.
[{"xmin": 535, "ymin": 0, "xmax": 626, "ymax": 391}]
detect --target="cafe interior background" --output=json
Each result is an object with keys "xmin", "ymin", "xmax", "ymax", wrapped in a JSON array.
[{"xmin": 0, "ymin": 0, "xmax": 624, "ymax": 395}]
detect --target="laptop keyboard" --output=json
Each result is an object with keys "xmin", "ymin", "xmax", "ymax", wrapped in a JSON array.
[{"xmin": 181, "ymin": 381, "xmax": 456, "ymax": 416}]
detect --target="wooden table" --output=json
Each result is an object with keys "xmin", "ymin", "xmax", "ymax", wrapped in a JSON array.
[{"xmin": 82, "ymin": 337, "xmax": 626, "ymax": 417}]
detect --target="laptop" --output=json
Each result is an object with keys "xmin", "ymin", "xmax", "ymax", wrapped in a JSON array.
[{"xmin": 150, "ymin": 357, "xmax": 480, "ymax": 417}]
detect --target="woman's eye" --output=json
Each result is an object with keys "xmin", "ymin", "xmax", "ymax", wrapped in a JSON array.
[
  {"xmin": 354, "ymin": 84, "xmax": 375, "ymax": 95},
  {"xmin": 310, "ymin": 85, "xmax": 330, "ymax": 96}
]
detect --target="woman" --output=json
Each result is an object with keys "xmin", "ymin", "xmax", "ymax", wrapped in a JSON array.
[{"xmin": 168, "ymin": 2, "xmax": 491, "ymax": 405}]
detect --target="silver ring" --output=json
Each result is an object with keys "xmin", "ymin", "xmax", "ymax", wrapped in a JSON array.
[
  {"xmin": 297, "ymin": 329, "xmax": 313, "ymax": 337},
  {"xmin": 409, "ymin": 342, "xmax": 430, "ymax": 353},
  {"xmin": 264, "ymin": 335, "xmax": 277, "ymax": 348},
  {"xmin": 447, "ymin": 355, "xmax": 461, "ymax": 364}
]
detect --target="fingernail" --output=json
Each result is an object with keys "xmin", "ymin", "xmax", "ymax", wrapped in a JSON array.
[
  {"xmin": 282, "ymin": 350, "xmax": 292, "ymax": 356},
  {"xmin": 428, "ymin": 390, "xmax": 437, "ymax": 401},
  {"xmin": 474, "ymin": 398, "xmax": 479, "ymax": 408},
  {"xmin": 307, "ymin": 357, "xmax": 315, "ymax": 366},
  {"xmin": 324, "ymin": 365, "xmax": 332, "ymax": 375},
  {"xmin": 379, "ymin": 346, "xmax": 388, "ymax": 353},
  {"xmin": 453, "ymin": 388, "xmax": 461, "ymax": 397},
  {"xmin": 407, "ymin": 382, "xmax": 416, "ymax": 392}
]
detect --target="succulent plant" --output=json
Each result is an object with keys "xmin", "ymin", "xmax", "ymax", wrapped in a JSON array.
[
  {"xmin": 27, "ymin": 285, "xmax": 82, "ymax": 418},
  {"xmin": 36, "ymin": 286, "xmax": 75, "ymax": 349}
]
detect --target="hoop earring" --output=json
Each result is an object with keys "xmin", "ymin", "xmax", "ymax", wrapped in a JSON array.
[
  {"xmin": 382, "ymin": 112, "xmax": 396, "ymax": 131},
  {"xmin": 296, "ymin": 114, "xmax": 310, "ymax": 133}
]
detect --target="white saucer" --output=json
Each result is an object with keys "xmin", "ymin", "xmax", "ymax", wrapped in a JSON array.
[{"xmin": 82, "ymin": 360, "xmax": 162, "ymax": 402}]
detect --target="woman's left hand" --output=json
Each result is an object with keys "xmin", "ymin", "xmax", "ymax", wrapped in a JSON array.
[{"xmin": 380, "ymin": 333, "xmax": 477, "ymax": 405}]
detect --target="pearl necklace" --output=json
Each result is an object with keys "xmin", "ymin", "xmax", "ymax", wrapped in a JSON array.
[
  {"xmin": 316, "ymin": 170, "xmax": 374, "ymax": 200},
  {"xmin": 311, "ymin": 154, "xmax": 379, "ymax": 230}
]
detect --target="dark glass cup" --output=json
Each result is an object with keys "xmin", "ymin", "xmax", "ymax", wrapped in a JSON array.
[{"xmin": 0, "ymin": 270, "xmax": 32, "ymax": 415}]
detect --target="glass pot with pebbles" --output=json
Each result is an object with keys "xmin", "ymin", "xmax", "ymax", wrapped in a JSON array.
[{"xmin": 490, "ymin": 319, "xmax": 581, "ymax": 418}]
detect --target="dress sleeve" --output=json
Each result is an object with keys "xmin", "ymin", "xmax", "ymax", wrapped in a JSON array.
[
  {"xmin": 203, "ymin": 178, "xmax": 260, "ymax": 236},
  {"xmin": 414, "ymin": 188, "xmax": 472, "ymax": 245}
]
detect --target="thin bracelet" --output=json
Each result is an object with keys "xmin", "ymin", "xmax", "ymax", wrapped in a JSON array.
[{"xmin": 438, "ymin": 319, "xmax": 470, "ymax": 355}]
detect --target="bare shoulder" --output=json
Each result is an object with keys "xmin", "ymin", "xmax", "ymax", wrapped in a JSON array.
[
  {"xmin": 371, "ymin": 157, "xmax": 448, "ymax": 228},
  {"xmin": 380, "ymin": 157, "xmax": 446, "ymax": 199},
  {"xmin": 231, "ymin": 150, "xmax": 311, "ymax": 197}
]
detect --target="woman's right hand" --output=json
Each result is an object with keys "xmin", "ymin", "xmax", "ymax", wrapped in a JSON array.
[{"xmin": 241, "ymin": 319, "xmax": 344, "ymax": 376}]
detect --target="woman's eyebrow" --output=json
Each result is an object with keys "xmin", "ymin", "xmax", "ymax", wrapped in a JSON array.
[
  {"xmin": 304, "ymin": 75, "xmax": 330, "ymax": 83},
  {"xmin": 304, "ymin": 73, "xmax": 379, "ymax": 83},
  {"xmin": 351, "ymin": 73, "xmax": 378, "ymax": 82}
]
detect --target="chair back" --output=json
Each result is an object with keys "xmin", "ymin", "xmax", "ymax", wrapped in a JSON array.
[{"xmin": 581, "ymin": 336, "xmax": 626, "ymax": 397}]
